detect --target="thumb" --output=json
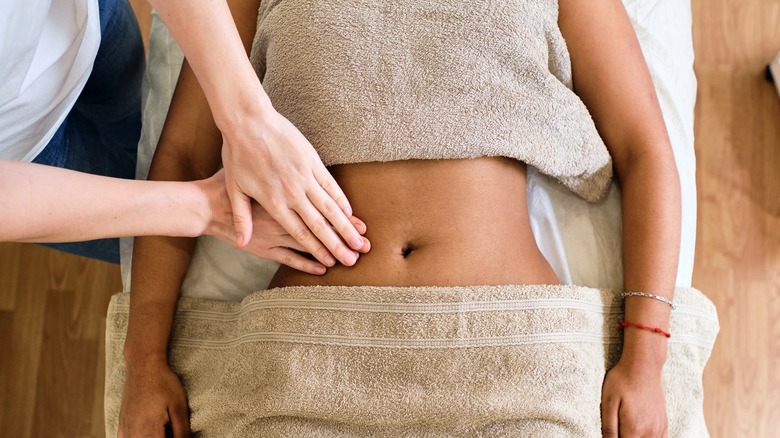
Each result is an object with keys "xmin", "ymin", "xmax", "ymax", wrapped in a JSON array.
[
  {"xmin": 228, "ymin": 187, "xmax": 253, "ymax": 248},
  {"xmin": 601, "ymin": 395, "xmax": 620, "ymax": 438},
  {"xmin": 169, "ymin": 404, "xmax": 191, "ymax": 438}
]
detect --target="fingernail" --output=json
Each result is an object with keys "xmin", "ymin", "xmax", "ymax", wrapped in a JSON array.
[
  {"xmin": 314, "ymin": 266, "xmax": 327, "ymax": 275},
  {"xmin": 344, "ymin": 252, "xmax": 358, "ymax": 266},
  {"xmin": 236, "ymin": 233, "xmax": 244, "ymax": 247},
  {"xmin": 343, "ymin": 205, "xmax": 353, "ymax": 216},
  {"xmin": 325, "ymin": 256, "xmax": 336, "ymax": 267},
  {"xmin": 352, "ymin": 236, "xmax": 364, "ymax": 249}
]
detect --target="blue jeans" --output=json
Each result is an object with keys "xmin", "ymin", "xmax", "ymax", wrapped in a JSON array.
[{"xmin": 32, "ymin": 0, "xmax": 145, "ymax": 264}]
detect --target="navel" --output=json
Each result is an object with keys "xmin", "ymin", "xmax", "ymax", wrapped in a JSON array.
[{"xmin": 400, "ymin": 243, "xmax": 416, "ymax": 259}]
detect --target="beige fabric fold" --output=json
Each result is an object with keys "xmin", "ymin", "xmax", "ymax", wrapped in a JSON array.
[
  {"xmin": 105, "ymin": 285, "xmax": 718, "ymax": 437},
  {"xmin": 250, "ymin": 0, "xmax": 613, "ymax": 202}
]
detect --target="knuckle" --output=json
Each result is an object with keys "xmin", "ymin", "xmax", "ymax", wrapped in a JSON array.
[
  {"xmin": 279, "ymin": 179, "xmax": 297, "ymax": 197},
  {"xmin": 602, "ymin": 394, "xmax": 619, "ymax": 406},
  {"xmin": 318, "ymin": 176, "xmax": 335, "ymax": 192},
  {"xmin": 292, "ymin": 226, "xmax": 312, "ymax": 243},
  {"xmin": 232, "ymin": 211, "xmax": 248, "ymax": 223},
  {"xmin": 309, "ymin": 217, "xmax": 329, "ymax": 235},
  {"xmin": 280, "ymin": 251, "xmax": 295, "ymax": 267},
  {"xmin": 268, "ymin": 195, "xmax": 285, "ymax": 211},
  {"xmin": 600, "ymin": 426, "xmax": 618, "ymax": 437},
  {"xmin": 336, "ymin": 245, "xmax": 352, "ymax": 259},
  {"xmin": 340, "ymin": 222, "xmax": 359, "ymax": 238},
  {"xmin": 316, "ymin": 247, "xmax": 332, "ymax": 261},
  {"xmin": 320, "ymin": 199, "xmax": 339, "ymax": 216}
]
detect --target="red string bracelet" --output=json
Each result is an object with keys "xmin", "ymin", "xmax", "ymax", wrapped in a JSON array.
[{"xmin": 618, "ymin": 321, "xmax": 671, "ymax": 338}]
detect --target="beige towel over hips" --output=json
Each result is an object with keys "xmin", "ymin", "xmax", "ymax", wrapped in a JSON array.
[
  {"xmin": 105, "ymin": 285, "xmax": 719, "ymax": 437},
  {"xmin": 250, "ymin": 0, "xmax": 613, "ymax": 202}
]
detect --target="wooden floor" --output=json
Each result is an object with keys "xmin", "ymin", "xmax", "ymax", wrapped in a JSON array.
[
  {"xmin": 693, "ymin": 0, "xmax": 780, "ymax": 436},
  {"xmin": 0, "ymin": 0, "xmax": 778, "ymax": 436}
]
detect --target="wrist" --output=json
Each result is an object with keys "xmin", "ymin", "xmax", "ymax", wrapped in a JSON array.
[
  {"xmin": 187, "ymin": 179, "xmax": 218, "ymax": 237},
  {"xmin": 123, "ymin": 343, "xmax": 168, "ymax": 370},
  {"xmin": 618, "ymin": 328, "xmax": 669, "ymax": 371},
  {"xmin": 173, "ymin": 180, "xmax": 215, "ymax": 238},
  {"xmin": 194, "ymin": 174, "xmax": 234, "ymax": 241},
  {"xmin": 210, "ymin": 73, "xmax": 275, "ymax": 134}
]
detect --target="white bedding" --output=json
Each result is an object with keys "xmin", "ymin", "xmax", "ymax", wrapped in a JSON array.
[{"xmin": 120, "ymin": 0, "xmax": 697, "ymax": 299}]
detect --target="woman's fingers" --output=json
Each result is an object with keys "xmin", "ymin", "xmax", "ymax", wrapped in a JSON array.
[
  {"xmin": 272, "ymin": 209, "xmax": 337, "ymax": 267},
  {"xmin": 221, "ymin": 144, "xmax": 255, "ymax": 248},
  {"xmin": 314, "ymin": 166, "xmax": 353, "ymax": 218},
  {"xmin": 349, "ymin": 215, "xmax": 367, "ymax": 235},
  {"xmin": 226, "ymin": 183, "xmax": 254, "ymax": 248},
  {"xmin": 294, "ymin": 199, "xmax": 359, "ymax": 266},
  {"xmin": 221, "ymin": 110, "xmax": 367, "ymax": 261},
  {"xmin": 267, "ymin": 247, "xmax": 327, "ymax": 275},
  {"xmin": 230, "ymin": 194, "xmax": 253, "ymax": 248},
  {"xmin": 308, "ymin": 185, "xmax": 365, "ymax": 251}
]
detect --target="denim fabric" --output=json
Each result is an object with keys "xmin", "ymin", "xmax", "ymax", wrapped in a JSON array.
[{"xmin": 32, "ymin": 0, "xmax": 145, "ymax": 264}]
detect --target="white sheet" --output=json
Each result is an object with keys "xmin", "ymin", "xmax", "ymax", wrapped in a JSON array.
[{"xmin": 120, "ymin": 0, "xmax": 697, "ymax": 299}]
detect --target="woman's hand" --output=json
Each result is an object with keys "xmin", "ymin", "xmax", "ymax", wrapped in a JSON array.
[
  {"xmin": 219, "ymin": 105, "xmax": 367, "ymax": 269},
  {"xmin": 601, "ymin": 359, "xmax": 668, "ymax": 437},
  {"xmin": 118, "ymin": 359, "xmax": 190, "ymax": 438},
  {"xmin": 198, "ymin": 170, "xmax": 370, "ymax": 274},
  {"xmin": 148, "ymin": 0, "xmax": 368, "ymax": 269}
]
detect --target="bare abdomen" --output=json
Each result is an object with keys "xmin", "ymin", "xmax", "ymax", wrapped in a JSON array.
[{"xmin": 269, "ymin": 157, "xmax": 559, "ymax": 288}]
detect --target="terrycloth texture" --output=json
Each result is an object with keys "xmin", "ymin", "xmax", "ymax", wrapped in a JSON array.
[
  {"xmin": 122, "ymin": 1, "xmax": 699, "ymax": 295},
  {"xmin": 105, "ymin": 285, "xmax": 718, "ymax": 437},
  {"xmin": 250, "ymin": 0, "xmax": 613, "ymax": 202}
]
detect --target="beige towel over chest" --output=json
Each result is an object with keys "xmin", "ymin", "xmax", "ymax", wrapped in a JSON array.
[{"xmin": 250, "ymin": 0, "xmax": 613, "ymax": 202}]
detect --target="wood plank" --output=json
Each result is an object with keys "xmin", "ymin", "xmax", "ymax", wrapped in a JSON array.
[
  {"xmin": 0, "ymin": 244, "xmax": 121, "ymax": 436},
  {"xmin": 31, "ymin": 289, "xmax": 101, "ymax": 437},
  {"xmin": 0, "ymin": 242, "xmax": 20, "ymax": 310},
  {"xmin": 692, "ymin": 0, "xmax": 780, "ymax": 434}
]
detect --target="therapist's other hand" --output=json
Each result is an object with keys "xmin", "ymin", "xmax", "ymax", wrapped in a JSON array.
[
  {"xmin": 601, "ymin": 359, "xmax": 668, "ymax": 438},
  {"xmin": 219, "ymin": 107, "xmax": 367, "ymax": 268},
  {"xmin": 119, "ymin": 360, "xmax": 190, "ymax": 438},
  {"xmin": 199, "ymin": 170, "xmax": 370, "ymax": 274}
]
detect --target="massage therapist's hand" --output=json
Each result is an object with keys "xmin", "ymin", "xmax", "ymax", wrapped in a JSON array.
[
  {"xmin": 601, "ymin": 359, "xmax": 668, "ymax": 437},
  {"xmin": 119, "ymin": 360, "xmax": 190, "ymax": 438},
  {"xmin": 199, "ymin": 170, "xmax": 370, "ymax": 274},
  {"xmin": 219, "ymin": 105, "xmax": 368, "ymax": 269}
]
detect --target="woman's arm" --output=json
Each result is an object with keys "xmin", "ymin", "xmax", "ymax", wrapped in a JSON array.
[
  {"xmin": 558, "ymin": 1, "xmax": 681, "ymax": 436},
  {"xmin": 146, "ymin": 0, "xmax": 367, "ymax": 266},
  {"xmin": 120, "ymin": 1, "xmax": 334, "ymax": 434},
  {"xmin": 120, "ymin": 1, "xmax": 369, "ymax": 432},
  {"xmin": 119, "ymin": 51, "xmax": 231, "ymax": 436},
  {"xmin": 0, "ymin": 160, "xmax": 361, "ymax": 269},
  {"xmin": 0, "ymin": 159, "xmax": 222, "ymax": 243}
]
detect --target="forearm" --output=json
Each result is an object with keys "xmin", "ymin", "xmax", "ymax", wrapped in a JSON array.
[
  {"xmin": 558, "ymin": 0, "xmax": 682, "ymax": 367},
  {"xmin": 146, "ymin": 0, "xmax": 271, "ymax": 129},
  {"xmin": 124, "ymin": 236, "xmax": 195, "ymax": 366},
  {"xmin": 0, "ymin": 159, "xmax": 212, "ymax": 242},
  {"xmin": 618, "ymin": 149, "xmax": 681, "ymax": 367},
  {"xmin": 123, "ymin": 156, "xmax": 218, "ymax": 367},
  {"xmin": 123, "ymin": 48, "xmax": 225, "ymax": 369}
]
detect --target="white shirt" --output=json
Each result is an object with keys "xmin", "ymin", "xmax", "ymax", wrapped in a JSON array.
[{"xmin": 0, "ymin": 0, "xmax": 101, "ymax": 162}]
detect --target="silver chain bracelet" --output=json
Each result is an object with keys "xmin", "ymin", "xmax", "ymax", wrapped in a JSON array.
[{"xmin": 621, "ymin": 292, "xmax": 676, "ymax": 311}]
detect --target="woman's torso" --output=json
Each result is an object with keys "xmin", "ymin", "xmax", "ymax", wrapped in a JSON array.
[
  {"xmin": 0, "ymin": 0, "xmax": 101, "ymax": 162},
  {"xmin": 252, "ymin": 0, "xmax": 612, "ymax": 203},
  {"xmin": 270, "ymin": 158, "xmax": 560, "ymax": 288}
]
